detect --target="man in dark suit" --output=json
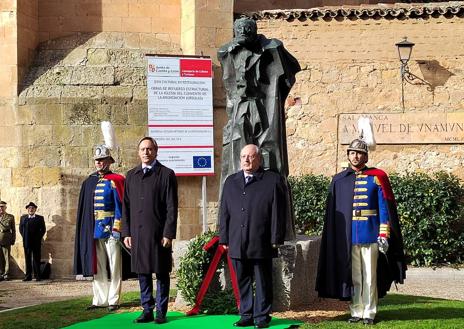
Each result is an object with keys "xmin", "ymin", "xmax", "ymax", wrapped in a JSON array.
[
  {"xmin": 219, "ymin": 144, "xmax": 287, "ymax": 329},
  {"xmin": 19, "ymin": 202, "xmax": 46, "ymax": 281},
  {"xmin": 122, "ymin": 137, "xmax": 178, "ymax": 325}
]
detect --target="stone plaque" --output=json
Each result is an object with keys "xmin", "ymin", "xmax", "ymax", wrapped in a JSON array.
[{"xmin": 339, "ymin": 112, "xmax": 464, "ymax": 144}]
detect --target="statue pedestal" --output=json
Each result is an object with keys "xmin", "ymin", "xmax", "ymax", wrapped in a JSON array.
[
  {"xmin": 172, "ymin": 235, "xmax": 321, "ymax": 311},
  {"xmin": 272, "ymin": 235, "xmax": 321, "ymax": 311}
]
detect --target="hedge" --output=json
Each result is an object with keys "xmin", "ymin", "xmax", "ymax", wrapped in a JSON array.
[{"xmin": 289, "ymin": 171, "xmax": 464, "ymax": 266}]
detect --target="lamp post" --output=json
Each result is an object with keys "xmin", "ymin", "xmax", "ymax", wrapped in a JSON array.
[
  {"xmin": 395, "ymin": 37, "xmax": 431, "ymax": 110},
  {"xmin": 395, "ymin": 37, "xmax": 414, "ymax": 110}
]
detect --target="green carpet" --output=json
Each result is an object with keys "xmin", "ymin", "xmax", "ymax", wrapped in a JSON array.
[{"xmin": 63, "ymin": 311, "xmax": 301, "ymax": 329}]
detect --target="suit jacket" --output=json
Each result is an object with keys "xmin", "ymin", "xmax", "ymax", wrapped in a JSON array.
[
  {"xmin": 19, "ymin": 214, "xmax": 46, "ymax": 249},
  {"xmin": 219, "ymin": 168, "xmax": 287, "ymax": 259},
  {"xmin": 121, "ymin": 161, "xmax": 178, "ymax": 274},
  {"xmin": 0, "ymin": 213, "xmax": 16, "ymax": 246}
]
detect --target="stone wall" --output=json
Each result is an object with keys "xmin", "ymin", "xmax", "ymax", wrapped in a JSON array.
[
  {"xmin": 17, "ymin": 0, "xmax": 39, "ymax": 86},
  {"xmin": 0, "ymin": 1, "xmax": 18, "ymax": 99},
  {"xmin": 11, "ymin": 32, "xmax": 182, "ymax": 278},
  {"xmin": 1, "ymin": 0, "xmax": 232, "ymax": 279},
  {"xmin": 255, "ymin": 9, "xmax": 464, "ymax": 178},
  {"xmin": 38, "ymin": 0, "xmax": 181, "ymax": 44},
  {"xmin": 3, "ymin": 1, "xmax": 464, "ymax": 279}
]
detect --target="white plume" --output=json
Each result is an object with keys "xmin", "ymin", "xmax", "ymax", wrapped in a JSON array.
[
  {"xmin": 101, "ymin": 121, "xmax": 117, "ymax": 150},
  {"xmin": 357, "ymin": 116, "xmax": 376, "ymax": 151}
]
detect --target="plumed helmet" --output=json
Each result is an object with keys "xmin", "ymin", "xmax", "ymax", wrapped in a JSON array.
[
  {"xmin": 347, "ymin": 139, "xmax": 369, "ymax": 154},
  {"xmin": 347, "ymin": 117, "xmax": 376, "ymax": 155},
  {"xmin": 93, "ymin": 145, "xmax": 115, "ymax": 163},
  {"xmin": 94, "ymin": 121, "xmax": 117, "ymax": 164}
]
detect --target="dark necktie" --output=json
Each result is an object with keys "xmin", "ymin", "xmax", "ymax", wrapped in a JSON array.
[{"xmin": 245, "ymin": 175, "xmax": 253, "ymax": 185}]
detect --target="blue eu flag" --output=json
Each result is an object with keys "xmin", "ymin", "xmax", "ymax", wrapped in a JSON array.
[{"xmin": 193, "ymin": 156, "xmax": 211, "ymax": 168}]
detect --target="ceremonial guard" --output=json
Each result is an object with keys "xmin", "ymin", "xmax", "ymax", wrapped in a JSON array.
[
  {"xmin": 74, "ymin": 122, "xmax": 128, "ymax": 311},
  {"xmin": 316, "ymin": 117, "xmax": 407, "ymax": 325}
]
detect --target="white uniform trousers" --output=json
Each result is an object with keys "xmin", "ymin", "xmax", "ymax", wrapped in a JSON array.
[
  {"xmin": 93, "ymin": 238, "xmax": 122, "ymax": 306},
  {"xmin": 350, "ymin": 243, "xmax": 379, "ymax": 320}
]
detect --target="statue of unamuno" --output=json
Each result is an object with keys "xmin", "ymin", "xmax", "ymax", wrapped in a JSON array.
[{"xmin": 217, "ymin": 17, "xmax": 301, "ymax": 237}]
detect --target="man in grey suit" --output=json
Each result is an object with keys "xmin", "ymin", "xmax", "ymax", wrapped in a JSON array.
[{"xmin": 219, "ymin": 144, "xmax": 287, "ymax": 328}]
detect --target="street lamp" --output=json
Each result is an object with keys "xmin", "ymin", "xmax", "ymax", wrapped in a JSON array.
[
  {"xmin": 396, "ymin": 37, "xmax": 414, "ymax": 66},
  {"xmin": 395, "ymin": 37, "xmax": 431, "ymax": 110}
]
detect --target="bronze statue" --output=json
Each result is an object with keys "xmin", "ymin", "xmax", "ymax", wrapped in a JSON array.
[{"xmin": 218, "ymin": 17, "xmax": 300, "ymax": 238}]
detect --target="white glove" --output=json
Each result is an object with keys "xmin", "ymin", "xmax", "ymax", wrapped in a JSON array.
[{"xmin": 377, "ymin": 236, "xmax": 389, "ymax": 254}]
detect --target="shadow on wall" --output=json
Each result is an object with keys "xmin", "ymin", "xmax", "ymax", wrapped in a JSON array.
[
  {"xmin": 19, "ymin": 32, "xmax": 100, "ymax": 94},
  {"xmin": 417, "ymin": 60, "xmax": 454, "ymax": 92},
  {"xmin": 19, "ymin": 0, "xmax": 103, "ymax": 93},
  {"xmin": 5, "ymin": 257, "xmax": 23, "ymax": 279},
  {"xmin": 40, "ymin": 174, "xmax": 83, "ymax": 279}
]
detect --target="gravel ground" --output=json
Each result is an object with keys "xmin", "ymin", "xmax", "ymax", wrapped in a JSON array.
[{"xmin": 0, "ymin": 267, "xmax": 462, "ymax": 319}]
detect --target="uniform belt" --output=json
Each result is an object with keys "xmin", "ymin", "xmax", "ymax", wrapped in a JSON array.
[
  {"xmin": 353, "ymin": 209, "xmax": 377, "ymax": 217},
  {"xmin": 94, "ymin": 211, "xmax": 115, "ymax": 220}
]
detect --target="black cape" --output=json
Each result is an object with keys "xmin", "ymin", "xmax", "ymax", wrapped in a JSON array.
[
  {"xmin": 73, "ymin": 172, "xmax": 134, "ymax": 279},
  {"xmin": 316, "ymin": 167, "xmax": 407, "ymax": 300}
]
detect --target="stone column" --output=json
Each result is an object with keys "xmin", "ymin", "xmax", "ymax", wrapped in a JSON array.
[{"xmin": 178, "ymin": 0, "xmax": 233, "ymax": 236}]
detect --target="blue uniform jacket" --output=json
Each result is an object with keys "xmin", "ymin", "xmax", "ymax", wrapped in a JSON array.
[
  {"xmin": 352, "ymin": 173, "xmax": 390, "ymax": 244},
  {"xmin": 93, "ymin": 177, "xmax": 122, "ymax": 239}
]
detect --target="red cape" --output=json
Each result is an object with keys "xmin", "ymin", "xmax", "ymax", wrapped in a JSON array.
[
  {"xmin": 105, "ymin": 173, "xmax": 125, "ymax": 201},
  {"xmin": 364, "ymin": 168, "xmax": 396, "ymax": 203}
]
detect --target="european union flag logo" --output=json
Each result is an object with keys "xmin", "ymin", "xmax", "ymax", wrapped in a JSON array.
[{"xmin": 193, "ymin": 156, "xmax": 211, "ymax": 168}]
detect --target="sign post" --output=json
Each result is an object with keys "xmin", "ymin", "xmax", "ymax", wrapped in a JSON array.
[{"xmin": 147, "ymin": 55, "xmax": 214, "ymax": 232}]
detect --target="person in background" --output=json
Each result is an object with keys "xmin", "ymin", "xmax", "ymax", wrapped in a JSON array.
[
  {"xmin": 0, "ymin": 201, "xmax": 15, "ymax": 281},
  {"xmin": 19, "ymin": 202, "xmax": 46, "ymax": 281}
]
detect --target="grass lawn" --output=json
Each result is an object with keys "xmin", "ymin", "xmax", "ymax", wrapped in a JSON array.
[
  {"xmin": 0, "ymin": 293, "xmax": 463, "ymax": 329},
  {"xmin": 302, "ymin": 294, "xmax": 464, "ymax": 329},
  {"xmin": 0, "ymin": 291, "xmax": 143, "ymax": 329}
]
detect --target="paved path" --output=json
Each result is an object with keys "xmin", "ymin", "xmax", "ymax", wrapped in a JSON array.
[
  {"xmin": 394, "ymin": 266, "xmax": 464, "ymax": 301},
  {"xmin": 0, "ymin": 267, "xmax": 462, "ymax": 312}
]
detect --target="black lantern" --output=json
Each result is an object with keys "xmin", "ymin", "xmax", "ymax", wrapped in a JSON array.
[
  {"xmin": 395, "ymin": 37, "xmax": 430, "ymax": 110},
  {"xmin": 395, "ymin": 37, "xmax": 415, "ymax": 65}
]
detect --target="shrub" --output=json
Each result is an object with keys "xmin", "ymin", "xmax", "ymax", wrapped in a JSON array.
[
  {"xmin": 289, "ymin": 174, "xmax": 330, "ymax": 236},
  {"xmin": 390, "ymin": 171, "xmax": 464, "ymax": 266},
  {"xmin": 289, "ymin": 171, "xmax": 464, "ymax": 266}
]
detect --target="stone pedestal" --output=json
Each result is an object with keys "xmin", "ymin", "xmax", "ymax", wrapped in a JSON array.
[
  {"xmin": 172, "ymin": 235, "xmax": 321, "ymax": 311},
  {"xmin": 272, "ymin": 235, "xmax": 321, "ymax": 311}
]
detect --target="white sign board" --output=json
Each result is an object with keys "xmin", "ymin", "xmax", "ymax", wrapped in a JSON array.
[{"xmin": 147, "ymin": 56, "xmax": 214, "ymax": 176}]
